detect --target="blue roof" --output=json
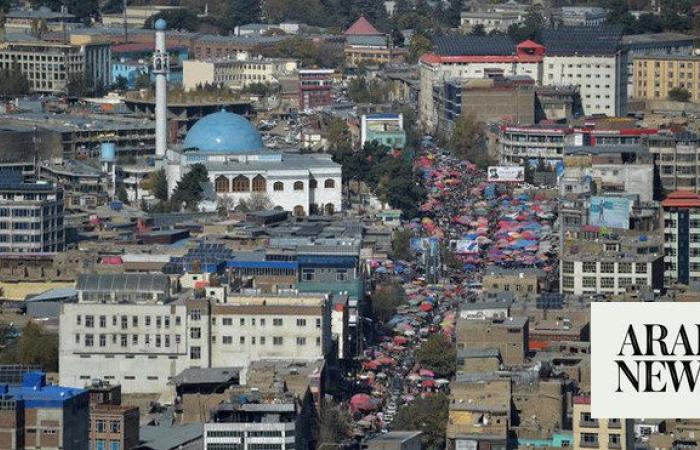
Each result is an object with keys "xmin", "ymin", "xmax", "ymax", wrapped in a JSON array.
[
  {"xmin": 183, "ymin": 111, "xmax": 264, "ymax": 154},
  {"xmin": 226, "ymin": 261, "xmax": 298, "ymax": 270},
  {"xmin": 2, "ymin": 372, "xmax": 87, "ymax": 408},
  {"xmin": 366, "ymin": 113, "xmax": 401, "ymax": 120},
  {"xmin": 298, "ymin": 254, "xmax": 357, "ymax": 268}
]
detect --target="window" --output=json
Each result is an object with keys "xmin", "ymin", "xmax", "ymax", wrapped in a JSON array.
[
  {"xmin": 618, "ymin": 263, "xmax": 632, "ymax": 273},
  {"xmin": 273, "ymin": 318, "xmax": 283, "ymax": 326},
  {"xmin": 297, "ymin": 318, "xmax": 307, "ymax": 327},
  {"xmin": 252, "ymin": 175, "xmax": 266, "ymax": 192},
  {"xmin": 273, "ymin": 181, "xmax": 284, "ymax": 191},
  {"xmin": 132, "ymin": 316, "xmax": 138, "ymax": 327},
  {"xmin": 309, "ymin": 179, "xmax": 318, "ymax": 189},
  {"xmin": 156, "ymin": 316, "xmax": 162, "ymax": 328},
  {"xmin": 562, "ymin": 261, "xmax": 574, "ymax": 274},
  {"xmin": 145, "ymin": 316, "xmax": 151, "ymax": 326},
  {"xmin": 110, "ymin": 421, "xmax": 120, "ymax": 433},
  {"xmin": 99, "ymin": 334, "xmax": 106, "ymax": 347},
  {"xmin": 336, "ymin": 269, "xmax": 348, "ymax": 281},
  {"xmin": 240, "ymin": 336, "xmax": 246, "ymax": 344},
  {"xmin": 618, "ymin": 277, "xmax": 632, "ymax": 287},
  {"xmin": 223, "ymin": 318, "xmax": 233, "ymax": 325},
  {"xmin": 75, "ymin": 333, "xmax": 80, "ymax": 343},
  {"xmin": 132, "ymin": 334, "xmax": 138, "ymax": 345},
  {"xmin": 85, "ymin": 315, "xmax": 94, "ymax": 328},
  {"xmin": 293, "ymin": 181, "xmax": 304, "ymax": 190},
  {"xmin": 273, "ymin": 337, "xmax": 283, "ymax": 345},
  {"xmin": 232, "ymin": 175, "xmax": 250, "ymax": 192},
  {"xmin": 600, "ymin": 262, "xmax": 614, "ymax": 273},
  {"xmin": 76, "ymin": 315, "xmax": 81, "ymax": 326},
  {"xmin": 600, "ymin": 277, "xmax": 615, "ymax": 289},
  {"xmin": 296, "ymin": 337, "xmax": 306, "ymax": 345},
  {"xmin": 316, "ymin": 336, "xmax": 321, "ymax": 346},
  {"xmin": 190, "ymin": 309, "xmax": 201, "ymax": 321},
  {"xmin": 121, "ymin": 315, "xmax": 128, "ymax": 330},
  {"xmin": 190, "ymin": 346, "xmax": 201, "ymax": 359},
  {"xmin": 302, "ymin": 269, "xmax": 314, "ymax": 281},
  {"xmin": 191, "ymin": 328, "xmax": 201, "ymax": 339},
  {"xmin": 582, "ymin": 277, "xmax": 596, "ymax": 288},
  {"xmin": 583, "ymin": 262, "xmax": 596, "ymax": 273},
  {"xmin": 215, "ymin": 175, "xmax": 230, "ymax": 193},
  {"xmin": 316, "ymin": 318, "xmax": 321, "ymax": 328},
  {"xmin": 260, "ymin": 318, "xmax": 266, "ymax": 326},
  {"xmin": 99, "ymin": 315, "xmax": 106, "ymax": 328},
  {"xmin": 324, "ymin": 179, "xmax": 335, "ymax": 188},
  {"xmin": 96, "ymin": 419, "xmax": 106, "ymax": 432},
  {"xmin": 240, "ymin": 318, "xmax": 245, "ymax": 326},
  {"xmin": 164, "ymin": 316, "xmax": 170, "ymax": 328},
  {"xmin": 85, "ymin": 334, "xmax": 94, "ymax": 347},
  {"xmin": 609, "ymin": 434, "xmax": 621, "ymax": 446},
  {"xmin": 110, "ymin": 441, "xmax": 121, "ymax": 450},
  {"xmin": 635, "ymin": 263, "xmax": 648, "ymax": 274},
  {"xmin": 223, "ymin": 336, "xmax": 232, "ymax": 344},
  {"xmin": 260, "ymin": 336, "xmax": 266, "ymax": 345},
  {"xmin": 175, "ymin": 316, "xmax": 181, "ymax": 326}
]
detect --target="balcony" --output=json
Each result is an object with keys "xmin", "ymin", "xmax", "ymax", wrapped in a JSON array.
[
  {"xmin": 608, "ymin": 420, "xmax": 621, "ymax": 429},
  {"xmin": 580, "ymin": 440, "xmax": 599, "ymax": 448},
  {"xmin": 580, "ymin": 419, "xmax": 599, "ymax": 428}
]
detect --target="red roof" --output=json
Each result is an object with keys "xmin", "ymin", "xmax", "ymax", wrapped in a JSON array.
[
  {"xmin": 344, "ymin": 16, "xmax": 382, "ymax": 35},
  {"xmin": 420, "ymin": 53, "xmax": 543, "ymax": 64},
  {"xmin": 661, "ymin": 190, "xmax": 700, "ymax": 208}
]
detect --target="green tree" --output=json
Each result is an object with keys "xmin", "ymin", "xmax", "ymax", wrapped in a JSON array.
[
  {"xmin": 669, "ymin": 87, "xmax": 691, "ymax": 102},
  {"xmin": 326, "ymin": 118, "xmax": 352, "ymax": 152},
  {"xmin": 392, "ymin": 393, "xmax": 450, "ymax": 450},
  {"xmin": 141, "ymin": 168, "xmax": 169, "ymax": 202},
  {"xmin": 347, "ymin": 77, "xmax": 371, "ymax": 103},
  {"xmin": 470, "ymin": 24, "xmax": 486, "ymax": 36},
  {"xmin": 242, "ymin": 82, "xmax": 279, "ymax": 96},
  {"xmin": 392, "ymin": 228, "xmax": 413, "ymax": 260},
  {"xmin": 318, "ymin": 401, "xmax": 352, "ymax": 446},
  {"xmin": 507, "ymin": 6, "xmax": 545, "ymax": 42},
  {"xmin": 171, "ymin": 163, "xmax": 209, "ymax": 211},
  {"xmin": 1, "ymin": 322, "xmax": 58, "ymax": 372},
  {"xmin": 0, "ymin": 67, "xmax": 30, "ymax": 97},
  {"xmin": 65, "ymin": 73, "xmax": 92, "ymax": 97},
  {"xmin": 115, "ymin": 183, "xmax": 128, "ymax": 203},
  {"xmin": 372, "ymin": 281, "xmax": 406, "ymax": 323},
  {"xmin": 407, "ymin": 33, "xmax": 432, "ymax": 64},
  {"xmin": 448, "ymin": 113, "xmax": 491, "ymax": 167},
  {"xmin": 446, "ymin": 0, "xmax": 464, "ymax": 27},
  {"xmin": 145, "ymin": 8, "xmax": 200, "ymax": 31},
  {"xmin": 221, "ymin": 0, "xmax": 262, "ymax": 33},
  {"xmin": 113, "ymin": 75, "xmax": 128, "ymax": 91},
  {"xmin": 416, "ymin": 334, "xmax": 457, "ymax": 377},
  {"xmin": 134, "ymin": 71, "xmax": 151, "ymax": 90}
]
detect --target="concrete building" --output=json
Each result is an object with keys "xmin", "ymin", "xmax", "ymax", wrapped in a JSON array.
[
  {"xmin": 299, "ymin": 69, "xmax": 334, "ymax": 112},
  {"xmin": 437, "ymin": 76, "xmax": 535, "ymax": 134},
  {"xmin": 183, "ymin": 56, "xmax": 298, "ymax": 92},
  {"xmin": 343, "ymin": 17, "xmax": 407, "ymax": 67},
  {"xmin": 622, "ymin": 33, "xmax": 695, "ymax": 99},
  {"xmin": 633, "ymin": 55, "xmax": 700, "ymax": 102},
  {"xmin": 447, "ymin": 379, "xmax": 510, "ymax": 450},
  {"xmin": 535, "ymin": 85, "xmax": 582, "ymax": 122},
  {"xmin": 456, "ymin": 317, "xmax": 528, "ymax": 366},
  {"xmin": 460, "ymin": 10, "xmax": 522, "ymax": 33},
  {"xmin": 419, "ymin": 36, "xmax": 544, "ymax": 132},
  {"xmin": 165, "ymin": 111, "xmax": 342, "ymax": 216},
  {"xmin": 482, "ymin": 267, "xmax": 546, "ymax": 296},
  {"xmin": 0, "ymin": 177, "xmax": 64, "ymax": 253},
  {"xmin": 573, "ymin": 396, "xmax": 633, "ymax": 450},
  {"xmin": 661, "ymin": 190, "xmax": 700, "ymax": 286},
  {"xmin": 364, "ymin": 431, "xmax": 423, "ymax": 450},
  {"xmin": 560, "ymin": 229, "xmax": 664, "ymax": 295},
  {"xmin": 648, "ymin": 132, "xmax": 700, "ymax": 193},
  {"xmin": 559, "ymin": 7, "xmax": 607, "ymax": 26},
  {"xmin": 0, "ymin": 39, "xmax": 110, "ymax": 94},
  {"xmin": 540, "ymin": 26, "xmax": 628, "ymax": 117},
  {"xmin": 4, "ymin": 7, "xmax": 79, "ymax": 34},
  {"xmin": 87, "ymin": 381, "xmax": 139, "ymax": 450},
  {"xmin": 102, "ymin": 5, "xmax": 185, "ymax": 28},
  {"xmin": 361, "ymin": 113, "xmax": 406, "ymax": 150},
  {"xmin": 0, "ymin": 371, "xmax": 89, "ymax": 450}
]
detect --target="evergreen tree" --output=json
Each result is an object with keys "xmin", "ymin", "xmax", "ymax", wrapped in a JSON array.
[
  {"xmin": 171, "ymin": 163, "xmax": 209, "ymax": 211},
  {"xmin": 221, "ymin": 0, "xmax": 262, "ymax": 33}
]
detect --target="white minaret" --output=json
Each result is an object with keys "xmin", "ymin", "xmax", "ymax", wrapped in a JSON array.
[{"xmin": 153, "ymin": 19, "xmax": 169, "ymax": 159}]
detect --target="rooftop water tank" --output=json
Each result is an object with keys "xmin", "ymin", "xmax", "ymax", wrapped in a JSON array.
[{"xmin": 100, "ymin": 142, "xmax": 116, "ymax": 161}]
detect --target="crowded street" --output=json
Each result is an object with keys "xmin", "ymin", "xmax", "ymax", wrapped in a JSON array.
[{"xmin": 347, "ymin": 141, "xmax": 560, "ymax": 438}]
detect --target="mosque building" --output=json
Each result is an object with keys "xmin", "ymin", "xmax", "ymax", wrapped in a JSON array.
[{"xmin": 163, "ymin": 111, "xmax": 343, "ymax": 216}]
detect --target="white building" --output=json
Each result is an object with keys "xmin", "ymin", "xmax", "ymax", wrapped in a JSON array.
[
  {"xmin": 183, "ymin": 56, "xmax": 298, "ymax": 91},
  {"xmin": 59, "ymin": 272, "xmax": 333, "ymax": 394},
  {"xmin": 164, "ymin": 111, "xmax": 342, "ymax": 216},
  {"xmin": 559, "ymin": 7, "xmax": 607, "ymax": 26},
  {"xmin": 541, "ymin": 26, "xmax": 627, "ymax": 117},
  {"xmin": 460, "ymin": 11, "xmax": 522, "ymax": 33}
]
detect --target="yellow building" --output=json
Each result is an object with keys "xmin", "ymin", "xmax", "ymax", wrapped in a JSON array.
[
  {"xmin": 633, "ymin": 55, "xmax": 700, "ymax": 102},
  {"xmin": 573, "ymin": 396, "xmax": 633, "ymax": 450}
]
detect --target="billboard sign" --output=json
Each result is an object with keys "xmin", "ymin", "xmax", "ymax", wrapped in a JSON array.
[
  {"xmin": 589, "ymin": 196, "xmax": 630, "ymax": 229},
  {"xmin": 454, "ymin": 239, "xmax": 479, "ymax": 254},
  {"xmin": 487, "ymin": 166, "xmax": 525, "ymax": 183}
]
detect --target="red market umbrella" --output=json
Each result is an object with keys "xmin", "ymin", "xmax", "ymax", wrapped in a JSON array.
[{"xmin": 419, "ymin": 302, "xmax": 434, "ymax": 312}]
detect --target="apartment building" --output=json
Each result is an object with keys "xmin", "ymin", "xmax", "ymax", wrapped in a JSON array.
[
  {"xmin": 633, "ymin": 55, "xmax": 700, "ymax": 102},
  {"xmin": 573, "ymin": 396, "xmax": 632, "ymax": 450},
  {"xmin": 559, "ymin": 7, "xmax": 607, "ymax": 26},
  {"xmin": 661, "ymin": 190, "xmax": 700, "ymax": 286},
  {"xmin": 560, "ymin": 229, "xmax": 664, "ymax": 295},
  {"xmin": 89, "ymin": 404, "xmax": 139, "ymax": 450},
  {"xmin": 648, "ymin": 132, "xmax": 700, "ymax": 193},
  {"xmin": 419, "ymin": 36, "xmax": 544, "ymax": 131},
  {"xmin": 0, "ymin": 372, "xmax": 90, "ymax": 450},
  {"xmin": 541, "ymin": 26, "xmax": 628, "ymax": 117},
  {"xmin": 0, "ymin": 178, "xmax": 64, "ymax": 253},
  {"xmin": 4, "ymin": 7, "xmax": 79, "ymax": 34},
  {"xmin": 59, "ymin": 273, "xmax": 332, "ymax": 393},
  {"xmin": 456, "ymin": 317, "xmax": 528, "ymax": 366},
  {"xmin": 447, "ymin": 380, "xmax": 510, "ymax": 450},
  {"xmin": 0, "ymin": 40, "xmax": 110, "ymax": 94},
  {"xmin": 343, "ymin": 16, "xmax": 406, "ymax": 67},
  {"xmin": 183, "ymin": 56, "xmax": 298, "ymax": 91},
  {"xmin": 299, "ymin": 69, "xmax": 334, "ymax": 112},
  {"xmin": 459, "ymin": 1, "xmax": 529, "ymax": 33},
  {"xmin": 361, "ymin": 113, "xmax": 406, "ymax": 150}
]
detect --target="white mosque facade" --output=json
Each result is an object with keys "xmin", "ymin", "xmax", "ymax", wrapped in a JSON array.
[{"xmin": 163, "ymin": 111, "xmax": 343, "ymax": 216}]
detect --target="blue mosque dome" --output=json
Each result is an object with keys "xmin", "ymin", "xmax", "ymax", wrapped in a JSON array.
[
  {"xmin": 183, "ymin": 111, "xmax": 265, "ymax": 154},
  {"xmin": 154, "ymin": 18, "xmax": 167, "ymax": 30}
]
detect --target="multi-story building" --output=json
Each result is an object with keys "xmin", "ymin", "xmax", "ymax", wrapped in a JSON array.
[
  {"xmin": 648, "ymin": 132, "xmax": 700, "ymax": 193},
  {"xmin": 456, "ymin": 317, "xmax": 528, "ymax": 366},
  {"xmin": 447, "ymin": 380, "xmax": 510, "ymax": 450},
  {"xmin": 0, "ymin": 40, "xmax": 110, "ymax": 94},
  {"xmin": 101, "ymin": 5, "xmax": 185, "ymax": 28},
  {"xmin": 183, "ymin": 56, "xmax": 298, "ymax": 92},
  {"xmin": 573, "ymin": 396, "xmax": 633, "ymax": 450},
  {"xmin": 59, "ymin": 272, "xmax": 333, "ymax": 393},
  {"xmin": 343, "ymin": 16, "xmax": 407, "ymax": 67},
  {"xmin": 360, "ymin": 113, "xmax": 406, "ymax": 150},
  {"xmin": 419, "ymin": 36, "xmax": 544, "ymax": 131},
  {"xmin": 560, "ymin": 229, "xmax": 664, "ymax": 295},
  {"xmin": 87, "ymin": 382, "xmax": 139, "ymax": 450},
  {"xmin": 633, "ymin": 54, "xmax": 700, "ymax": 102},
  {"xmin": 559, "ymin": 7, "xmax": 607, "ymax": 26},
  {"xmin": 299, "ymin": 69, "xmax": 334, "ymax": 112},
  {"xmin": 0, "ymin": 177, "xmax": 64, "ymax": 253},
  {"xmin": 459, "ymin": 1, "xmax": 529, "ymax": 33},
  {"xmin": 622, "ymin": 33, "xmax": 695, "ymax": 99},
  {"xmin": 0, "ymin": 371, "xmax": 90, "ymax": 450},
  {"xmin": 661, "ymin": 190, "xmax": 700, "ymax": 286},
  {"xmin": 541, "ymin": 26, "xmax": 628, "ymax": 117},
  {"xmin": 4, "ymin": 7, "xmax": 79, "ymax": 34}
]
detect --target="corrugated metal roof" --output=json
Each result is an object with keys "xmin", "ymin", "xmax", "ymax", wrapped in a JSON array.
[{"xmin": 76, "ymin": 274, "xmax": 169, "ymax": 293}]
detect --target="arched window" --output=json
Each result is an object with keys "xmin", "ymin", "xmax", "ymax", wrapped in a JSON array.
[
  {"xmin": 293, "ymin": 181, "xmax": 304, "ymax": 191},
  {"xmin": 252, "ymin": 175, "xmax": 266, "ymax": 192},
  {"xmin": 309, "ymin": 179, "xmax": 317, "ymax": 189},
  {"xmin": 273, "ymin": 181, "xmax": 284, "ymax": 191},
  {"xmin": 324, "ymin": 179, "xmax": 335, "ymax": 189},
  {"xmin": 215, "ymin": 175, "xmax": 229, "ymax": 193},
  {"xmin": 231, "ymin": 175, "xmax": 250, "ymax": 192},
  {"xmin": 293, "ymin": 205, "xmax": 305, "ymax": 216},
  {"xmin": 325, "ymin": 203, "xmax": 335, "ymax": 215}
]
